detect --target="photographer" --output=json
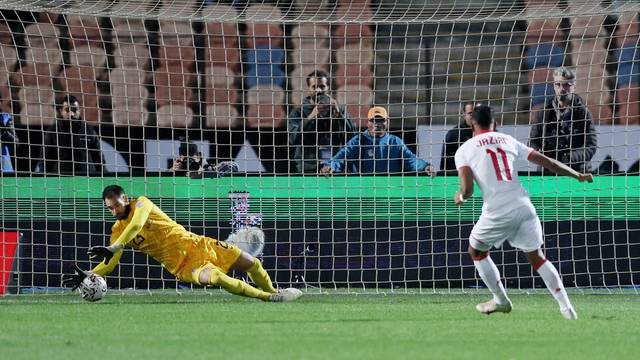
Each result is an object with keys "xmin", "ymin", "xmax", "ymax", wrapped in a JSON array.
[
  {"xmin": 1, "ymin": 111, "xmax": 18, "ymax": 173},
  {"xmin": 170, "ymin": 139, "xmax": 238, "ymax": 178},
  {"xmin": 288, "ymin": 69, "xmax": 356, "ymax": 174}
]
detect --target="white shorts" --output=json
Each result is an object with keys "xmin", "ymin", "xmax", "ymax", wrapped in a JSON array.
[{"xmin": 469, "ymin": 203, "xmax": 543, "ymax": 253}]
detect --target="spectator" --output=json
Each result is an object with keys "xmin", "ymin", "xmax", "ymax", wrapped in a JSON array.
[
  {"xmin": 34, "ymin": 95, "xmax": 104, "ymax": 175},
  {"xmin": 288, "ymin": 69, "xmax": 356, "ymax": 173},
  {"xmin": 170, "ymin": 138, "xmax": 238, "ymax": 179},
  {"xmin": 320, "ymin": 106, "xmax": 436, "ymax": 175},
  {"xmin": 440, "ymin": 101, "xmax": 477, "ymax": 174},
  {"xmin": 1, "ymin": 111, "xmax": 18, "ymax": 172},
  {"xmin": 529, "ymin": 67, "xmax": 597, "ymax": 173}
]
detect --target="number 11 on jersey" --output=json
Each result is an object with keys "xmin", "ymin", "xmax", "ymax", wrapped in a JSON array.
[{"xmin": 486, "ymin": 148, "xmax": 512, "ymax": 181}]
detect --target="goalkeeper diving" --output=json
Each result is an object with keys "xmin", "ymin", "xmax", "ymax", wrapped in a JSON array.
[{"xmin": 62, "ymin": 185, "xmax": 302, "ymax": 302}]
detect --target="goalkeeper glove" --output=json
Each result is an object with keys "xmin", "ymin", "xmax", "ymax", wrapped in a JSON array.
[
  {"xmin": 88, "ymin": 246, "xmax": 115, "ymax": 264},
  {"xmin": 61, "ymin": 264, "xmax": 90, "ymax": 290}
]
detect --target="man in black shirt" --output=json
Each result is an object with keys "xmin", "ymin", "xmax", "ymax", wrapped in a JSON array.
[{"xmin": 440, "ymin": 101, "xmax": 476, "ymax": 174}]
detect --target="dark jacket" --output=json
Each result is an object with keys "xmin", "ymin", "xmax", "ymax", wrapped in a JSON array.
[
  {"xmin": 34, "ymin": 118, "xmax": 104, "ymax": 175},
  {"xmin": 440, "ymin": 122, "xmax": 473, "ymax": 173},
  {"xmin": 288, "ymin": 96, "xmax": 356, "ymax": 173},
  {"xmin": 529, "ymin": 95, "xmax": 597, "ymax": 172}
]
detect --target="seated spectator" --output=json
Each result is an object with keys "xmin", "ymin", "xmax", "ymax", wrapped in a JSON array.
[
  {"xmin": 440, "ymin": 101, "xmax": 477, "ymax": 174},
  {"xmin": 34, "ymin": 94, "xmax": 104, "ymax": 175},
  {"xmin": 1, "ymin": 111, "xmax": 18, "ymax": 172},
  {"xmin": 320, "ymin": 106, "xmax": 436, "ymax": 175},
  {"xmin": 529, "ymin": 67, "xmax": 597, "ymax": 173},
  {"xmin": 288, "ymin": 69, "xmax": 356, "ymax": 173}
]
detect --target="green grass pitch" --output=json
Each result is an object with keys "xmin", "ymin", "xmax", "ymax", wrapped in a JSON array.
[{"xmin": 1, "ymin": 292, "xmax": 638, "ymax": 360}]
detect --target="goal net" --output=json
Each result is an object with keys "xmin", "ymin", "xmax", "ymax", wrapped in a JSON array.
[{"xmin": 0, "ymin": 0, "xmax": 638, "ymax": 296}]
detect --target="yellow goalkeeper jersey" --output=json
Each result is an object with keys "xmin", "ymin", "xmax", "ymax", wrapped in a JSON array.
[{"xmin": 92, "ymin": 196, "xmax": 205, "ymax": 277}]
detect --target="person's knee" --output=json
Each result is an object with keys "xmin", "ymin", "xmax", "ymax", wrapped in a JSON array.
[
  {"xmin": 197, "ymin": 267, "xmax": 222, "ymax": 285},
  {"xmin": 469, "ymin": 245, "xmax": 488, "ymax": 261}
]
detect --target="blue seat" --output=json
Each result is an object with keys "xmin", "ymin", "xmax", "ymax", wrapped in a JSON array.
[
  {"xmin": 530, "ymin": 82, "xmax": 554, "ymax": 107},
  {"xmin": 245, "ymin": 45, "xmax": 286, "ymax": 88},
  {"xmin": 615, "ymin": 44, "xmax": 640, "ymax": 87},
  {"xmin": 526, "ymin": 43, "xmax": 564, "ymax": 69}
]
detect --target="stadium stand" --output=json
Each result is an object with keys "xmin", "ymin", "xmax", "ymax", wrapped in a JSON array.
[
  {"xmin": 613, "ymin": 12, "xmax": 639, "ymax": 125},
  {"xmin": 568, "ymin": 6, "xmax": 613, "ymax": 124},
  {"xmin": 110, "ymin": 17, "xmax": 151, "ymax": 126}
]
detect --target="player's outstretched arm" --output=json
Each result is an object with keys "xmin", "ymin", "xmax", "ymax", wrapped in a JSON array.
[
  {"xmin": 61, "ymin": 264, "xmax": 90, "ymax": 290},
  {"xmin": 528, "ymin": 151, "xmax": 593, "ymax": 182}
]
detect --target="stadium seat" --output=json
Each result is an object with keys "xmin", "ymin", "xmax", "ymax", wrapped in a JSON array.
[
  {"xmin": 335, "ymin": 63, "xmax": 373, "ymax": 88},
  {"xmin": 65, "ymin": 15, "xmax": 102, "ymax": 41},
  {"xmin": 59, "ymin": 66, "xmax": 102, "ymax": 123},
  {"xmin": 68, "ymin": 40, "xmax": 107, "ymax": 75},
  {"xmin": 245, "ymin": 85, "xmax": 286, "ymax": 128},
  {"xmin": 199, "ymin": 4, "xmax": 238, "ymax": 22},
  {"xmin": 0, "ymin": 21, "xmax": 13, "ymax": 46},
  {"xmin": 333, "ymin": 24, "xmax": 374, "ymax": 48},
  {"xmin": 24, "ymin": 22, "xmax": 63, "ymax": 67},
  {"xmin": 11, "ymin": 65, "xmax": 57, "ymax": 126},
  {"xmin": 335, "ymin": 0, "xmax": 374, "ymax": 22},
  {"xmin": 244, "ymin": 4, "xmax": 284, "ymax": 48},
  {"xmin": 334, "ymin": 43, "xmax": 374, "ymax": 65},
  {"xmin": 0, "ymin": 44, "xmax": 18, "ymax": 85},
  {"xmin": 157, "ymin": 44, "xmax": 195, "ymax": 70},
  {"xmin": 158, "ymin": 20, "xmax": 193, "ymax": 46},
  {"xmin": 244, "ymin": 45, "xmax": 286, "ymax": 89},
  {"xmin": 203, "ymin": 45, "xmax": 240, "ymax": 72},
  {"xmin": 112, "ymin": 17, "xmax": 148, "ymax": 43},
  {"xmin": 113, "ymin": 43, "xmax": 151, "ymax": 69},
  {"xmin": 109, "ymin": 68, "xmax": 150, "ymax": 126},
  {"xmin": 156, "ymin": 103, "xmax": 193, "ymax": 128},
  {"xmin": 153, "ymin": 66, "xmax": 195, "ymax": 107},
  {"xmin": 336, "ymin": 84, "xmax": 374, "ymax": 127},
  {"xmin": 290, "ymin": 47, "xmax": 330, "ymax": 67},
  {"xmin": 290, "ymin": 23, "xmax": 329, "ymax": 49},
  {"xmin": 204, "ymin": 65, "xmax": 236, "ymax": 88},
  {"xmin": 613, "ymin": 13, "xmax": 640, "ymax": 124},
  {"xmin": 205, "ymin": 103, "xmax": 240, "ymax": 129}
]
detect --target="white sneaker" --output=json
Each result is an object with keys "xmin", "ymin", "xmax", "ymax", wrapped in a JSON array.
[
  {"xmin": 561, "ymin": 307, "xmax": 578, "ymax": 320},
  {"xmin": 269, "ymin": 288, "xmax": 303, "ymax": 302},
  {"xmin": 475, "ymin": 299, "xmax": 513, "ymax": 315}
]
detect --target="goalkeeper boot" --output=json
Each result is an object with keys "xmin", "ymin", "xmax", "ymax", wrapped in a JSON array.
[
  {"xmin": 475, "ymin": 299, "xmax": 512, "ymax": 315},
  {"xmin": 269, "ymin": 288, "xmax": 303, "ymax": 302},
  {"xmin": 560, "ymin": 306, "xmax": 578, "ymax": 320}
]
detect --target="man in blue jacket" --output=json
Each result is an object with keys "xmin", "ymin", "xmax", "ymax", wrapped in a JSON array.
[{"xmin": 320, "ymin": 106, "xmax": 436, "ymax": 175}]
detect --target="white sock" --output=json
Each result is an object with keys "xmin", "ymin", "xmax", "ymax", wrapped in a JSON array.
[
  {"xmin": 536, "ymin": 260, "xmax": 572, "ymax": 310},
  {"xmin": 474, "ymin": 256, "xmax": 510, "ymax": 305}
]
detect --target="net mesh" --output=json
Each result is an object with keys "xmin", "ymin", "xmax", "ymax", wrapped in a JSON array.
[{"xmin": 0, "ymin": 0, "xmax": 639, "ymax": 296}]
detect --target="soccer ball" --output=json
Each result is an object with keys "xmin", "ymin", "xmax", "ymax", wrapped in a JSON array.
[
  {"xmin": 78, "ymin": 273, "xmax": 107, "ymax": 302},
  {"xmin": 225, "ymin": 227, "xmax": 265, "ymax": 256}
]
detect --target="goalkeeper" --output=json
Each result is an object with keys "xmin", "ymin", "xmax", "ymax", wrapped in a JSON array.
[{"xmin": 62, "ymin": 185, "xmax": 302, "ymax": 302}]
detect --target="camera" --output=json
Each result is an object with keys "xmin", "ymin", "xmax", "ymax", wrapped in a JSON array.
[{"xmin": 0, "ymin": 113, "xmax": 18, "ymax": 144}]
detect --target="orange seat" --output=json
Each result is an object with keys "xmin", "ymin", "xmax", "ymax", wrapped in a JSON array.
[
  {"xmin": 333, "ymin": 24, "xmax": 374, "ymax": 48},
  {"xmin": 335, "ymin": 64, "xmax": 373, "ymax": 88}
]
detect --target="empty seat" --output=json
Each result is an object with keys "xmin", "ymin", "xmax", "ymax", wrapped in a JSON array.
[
  {"xmin": 570, "ymin": 15, "xmax": 612, "ymax": 123},
  {"xmin": 157, "ymin": 44, "xmax": 196, "ymax": 69},
  {"xmin": 66, "ymin": 15, "xmax": 102, "ymax": 41},
  {"xmin": 244, "ymin": 45, "xmax": 286, "ymax": 89},
  {"xmin": 109, "ymin": 68, "xmax": 149, "ymax": 126},
  {"xmin": 113, "ymin": 43, "xmax": 151, "ymax": 69},
  {"xmin": 0, "ymin": 21, "xmax": 13, "ymax": 46},
  {"xmin": 333, "ymin": 24, "xmax": 374, "ymax": 48},
  {"xmin": 203, "ymin": 45, "xmax": 240, "ymax": 71},
  {"xmin": 11, "ymin": 65, "xmax": 57, "ymax": 126},
  {"xmin": 154, "ymin": 67, "xmax": 195, "ymax": 107},
  {"xmin": 69, "ymin": 41, "xmax": 107, "ymax": 69},
  {"xmin": 204, "ymin": 65, "xmax": 235, "ymax": 88},
  {"xmin": 336, "ymin": 84, "xmax": 373, "ymax": 127},
  {"xmin": 24, "ymin": 22, "xmax": 63, "ymax": 67},
  {"xmin": 112, "ymin": 17, "xmax": 148, "ymax": 43},
  {"xmin": 158, "ymin": 20, "xmax": 193, "ymax": 46},
  {"xmin": 334, "ymin": 43, "xmax": 374, "ymax": 65},
  {"xmin": 0, "ymin": 44, "xmax": 18, "ymax": 84},
  {"xmin": 245, "ymin": 85, "xmax": 286, "ymax": 128},
  {"xmin": 335, "ymin": 63, "xmax": 373, "ymax": 88},
  {"xmin": 205, "ymin": 104, "xmax": 239, "ymax": 129},
  {"xmin": 244, "ymin": 4, "xmax": 284, "ymax": 48},
  {"xmin": 290, "ymin": 47, "xmax": 330, "ymax": 67},
  {"xmin": 290, "ymin": 23, "xmax": 329, "ymax": 49},
  {"xmin": 156, "ymin": 103, "xmax": 193, "ymax": 128},
  {"xmin": 613, "ymin": 13, "xmax": 640, "ymax": 124}
]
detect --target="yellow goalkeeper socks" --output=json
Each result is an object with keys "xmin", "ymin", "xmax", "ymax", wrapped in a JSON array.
[
  {"xmin": 247, "ymin": 259, "xmax": 277, "ymax": 293},
  {"xmin": 208, "ymin": 268, "xmax": 271, "ymax": 301}
]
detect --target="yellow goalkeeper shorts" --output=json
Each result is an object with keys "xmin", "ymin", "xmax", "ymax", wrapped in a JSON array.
[{"xmin": 174, "ymin": 236, "xmax": 242, "ymax": 284}]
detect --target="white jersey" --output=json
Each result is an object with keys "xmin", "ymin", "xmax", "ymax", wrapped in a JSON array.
[{"xmin": 455, "ymin": 130, "xmax": 536, "ymax": 215}]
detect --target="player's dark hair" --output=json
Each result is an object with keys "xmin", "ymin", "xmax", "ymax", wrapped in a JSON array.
[
  {"xmin": 472, "ymin": 104, "xmax": 493, "ymax": 129},
  {"xmin": 306, "ymin": 69, "xmax": 330, "ymax": 86},
  {"xmin": 103, "ymin": 185, "xmax": 125, "ymax": 200}
]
